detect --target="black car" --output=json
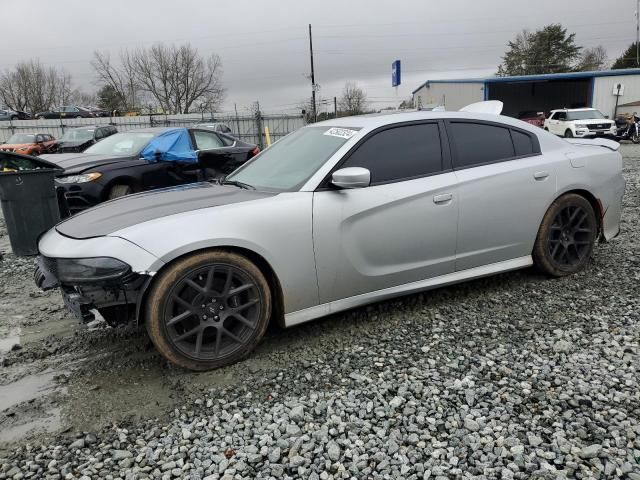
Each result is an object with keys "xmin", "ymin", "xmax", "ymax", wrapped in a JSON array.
[
  {"xmin": 41, "ymin": 127, "xmax": 261, "ymax": 214},
  {"xmin": 55, "ymin": 125, "xmax": 118, "ymax": 153},
  {"xmin": 84, "ymin": 106, "xmax": 111, "ymax": 117},
  {"xmin": 35, "ymin": 106, "xmax": 94, "ymax": 119}
]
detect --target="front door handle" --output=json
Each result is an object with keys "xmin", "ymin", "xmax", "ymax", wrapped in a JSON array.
[
  {"xmin": 534, "ymin": 171, "xmax": 550, "ymax": 180},
  {"xmin": 433, "ymin": 193, "xmax": 453, "ymax": 204}
]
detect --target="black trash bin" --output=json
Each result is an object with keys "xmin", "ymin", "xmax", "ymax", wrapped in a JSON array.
[{"xmin": 0, "ymin": 152, "xmax": 62, "ymax": 256}]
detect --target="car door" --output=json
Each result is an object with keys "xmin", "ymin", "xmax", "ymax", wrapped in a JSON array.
[
  {"xmin": 446, "ymin": 120, "xmax": 558, "ymax": 271},
  {"xmin": 553, "ymin": 111, "xmax": 567, "ymax": 135},
  {"xmin": 191, "ymin": 129, "xmax": 243, "ymax": 177},
  {"xmin": 312, "ymin": 121, "xmax": 458, "ymax": 304}
]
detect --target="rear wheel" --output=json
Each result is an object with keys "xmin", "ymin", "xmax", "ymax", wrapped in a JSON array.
[
  {"xmin": 146, "ymin": 250, "xmax": 271, "ymax": 370},
  {"xmin": 107, "ymin": 184, "xmax": 133, "ymax": 199},
  {"xmin": 533, "ymin": 194, "xmax": 597, "ymax": 277},
  {"xmin": 564, "ymin": 129, "xmax": 573, "ymax": 138}
]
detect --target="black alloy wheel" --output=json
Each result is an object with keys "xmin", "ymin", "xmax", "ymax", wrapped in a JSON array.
[
  {"xmin": 146, "ymin": 250, "xmax": 271, "ymax": 370},
  {"xmin": 533, "ymin": 194, "xmax": 597, "ymax": 277},
  {"xmin": 165, "ymin": 264, "xmax": 261, "ymax": 359}
]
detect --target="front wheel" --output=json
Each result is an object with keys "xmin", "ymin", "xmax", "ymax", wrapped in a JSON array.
[
  {"xmin": 632, "ymin": 129, "xmax": 640, "ymax": 144},
  {"xmin": 146, "ymin": 250, "xmax": 271, "ymax": 370},
  {"xmin": 564, "ymin": 129, "xmax": 573, "ymax": 138},
  {"xmin": 533, "ymin": 194, "xmax": 597, "ymax": 277}
]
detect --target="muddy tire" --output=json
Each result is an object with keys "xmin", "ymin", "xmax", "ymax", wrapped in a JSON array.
[
  {"xmin": 146, "ymin": 250, "xmax": 271, "ymax": 371},
  {"xmin": 533, "ymin": 194, "xmax": 597, "ymax": 277},
  {"xmin": 107, "ymin": 184, "xmax": 133, "ymax": 200}
]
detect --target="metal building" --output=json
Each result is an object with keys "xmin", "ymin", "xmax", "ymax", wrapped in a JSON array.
[{"xmin": 412, "ymin": 69, "xmax": 640, "ymax": 118}]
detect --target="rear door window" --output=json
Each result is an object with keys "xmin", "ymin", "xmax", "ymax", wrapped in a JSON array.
[
  {"xmin": 193, "ymin": 130, "xmax": 224, "ymax": 150},
  {"xmin": 448, "ymin": 121, "xmax": 515, "ymax": 169},
  {"xmin": 556, "ymin": 112, "xmax": 567, "ymax": 121},
  {"xmin": 340, "ymin": 123, "xmax": 443, "ymax": 184}
]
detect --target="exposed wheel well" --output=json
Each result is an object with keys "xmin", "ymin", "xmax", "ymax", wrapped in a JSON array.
[
  {"xmin": 102, "ymin": 177, "xmax": 141, "ymax": 200},
  {"xmin": 138, "ymin": 247, "xmax": 286, "ymax": 328}
]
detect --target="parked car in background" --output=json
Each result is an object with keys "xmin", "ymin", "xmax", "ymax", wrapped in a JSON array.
[
  {"xmin": 195, "ymin": 122, "xmax": 234, "ymax": 135},
  {"xmin": 0, "ymin": 133, "xmax": 57, "ymax": 155},
  {"xmin": 0, "ymin": 108, "xmax": 32, "ymax": 121},
  {"xmin": 41, "ymin": 127, "xmax": 260, "ymax": 214},
  {"xmin": 55, "ymin": 125, "xmax": 118, "ymax": 153},
  {"xmin": 35, "ymin": 106, "xmax": 95, "ymax": 119},
  {"xmin": 35, "ymin": 105, "xmax": 625, "ymax": 370},
  {"xmin": 544, "ymin": 108, "xmax": 616, "ymax": 138},
  {"xmin": 83, "ymin": 106, "xmax": 110, "ymax": 117},
  {"xmin": 518, "ymin": 111, "xmax": 545, "ymax": 128}
]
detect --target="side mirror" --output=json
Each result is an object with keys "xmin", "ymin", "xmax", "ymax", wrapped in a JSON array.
[
  {"xmin": 605, "ymin": 115, "xmax": 610, "ymax": 119},
  {"xmin": 331, "ymin": 167, "xmax": 371, "ymax": 189},
  {"xmin": 154, "ymin": 149, "xmax": 163, "ymax": 161}
]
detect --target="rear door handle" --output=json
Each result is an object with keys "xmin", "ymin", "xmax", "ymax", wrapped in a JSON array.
[
  {"xmin": 433, "ymin": 193, "xmax": 453, "ymax": 204},
  {"xmin": 534, "ymin": 171, "xmax": 550, "ymax": 180}
]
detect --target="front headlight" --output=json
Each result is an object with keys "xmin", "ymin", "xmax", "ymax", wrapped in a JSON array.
[
  {"xmin": 56, "ymin": 172, "xmax": 102, "ymax": 184},
  {"xmin": 55, "ymin": 257, "xmax": 131, "ymax": 284}
]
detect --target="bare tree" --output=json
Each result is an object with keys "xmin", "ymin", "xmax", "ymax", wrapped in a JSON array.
[
  {"xmin": 93, "ymin": 43, "xmax": 225, "ymax": 114},
  {"xmin": 338, "ymin": 82, "xmax": 368, "ymax": 116},
  {"xmin": 0, "ymin": 59, "xmax": 71, "ymax": 114},
  {"xmin": 92, "ymin": 51, "xmax": 138, "ymax": 111},
  {"xmin": 575, "ymin": 45, "xmax": 609, "ymax": 71}
]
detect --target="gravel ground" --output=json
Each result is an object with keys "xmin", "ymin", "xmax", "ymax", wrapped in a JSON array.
[{"xmin": 0, "ymin": 146, "xmax": 638, "ymax": 479}]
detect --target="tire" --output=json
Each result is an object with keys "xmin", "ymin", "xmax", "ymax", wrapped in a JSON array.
[
  {"xmin": 145, "ymin": 250, "xmax": 271, "ymax": 371},
  {"xmin": 543, "ymin": 127, "xmax": 549, "ymax": 131},
  {"xmin": 632, "ymin": 130, "xmax": 640, "ymax": 144},
  {"xmin": 10, "ymin": 115, "xmax": 17, "ymax": 121},
  {"xmin": 533, "ymin": 194, "xmax": 597, "ymax": 277},
  {"xmin": 36, "ymin": 115, "xmax": 44, "ymax": 120},
  {"xmin": 107, "ymin": 184, "xmax": 133, "ymax": 199},
  {"xmin": 564, "ymin": 129, "xmax": 573, "ymax": 138}
]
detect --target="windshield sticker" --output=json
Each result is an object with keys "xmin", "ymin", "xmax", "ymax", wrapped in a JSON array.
[{"xmin": 324, "ymin": 127, "xmax": 358, "ymax": 139}]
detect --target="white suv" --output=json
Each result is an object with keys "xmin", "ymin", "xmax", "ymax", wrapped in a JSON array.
[{"xmin": 544, "ymin": 108, "xmax": 616, "ymax": 138}]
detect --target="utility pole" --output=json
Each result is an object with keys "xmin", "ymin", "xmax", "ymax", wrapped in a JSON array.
[
  {"xmin": 334, "ymin": 96, "xmax": 337, "ymax": 118},
  {"xmin": 637, "ymin": 0, "xmax": 639, "ymax": 66},
  {"xmin": 308, "ymin": 24, "xmax": 317, "ymax": 122}
]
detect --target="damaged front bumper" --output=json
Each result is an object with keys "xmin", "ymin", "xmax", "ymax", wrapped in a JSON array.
[{"xmin": 35, "ymin": 255, "xmax": 152, "ymax": 326}]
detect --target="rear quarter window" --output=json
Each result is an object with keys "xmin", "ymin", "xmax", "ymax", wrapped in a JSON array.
[{"xmin": 511, "ymin": 129, "xmax": 535, "ymax": 156}]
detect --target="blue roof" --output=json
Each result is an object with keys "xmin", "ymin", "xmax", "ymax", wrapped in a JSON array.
[{"xmin": 412, "ymin": 68, "xmax": 640, "ymax": 94}]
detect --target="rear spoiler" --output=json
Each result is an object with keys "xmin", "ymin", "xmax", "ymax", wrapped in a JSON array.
[{"xmin": 564, "ymin": 138, "xmax": 620, "ymax": 151}]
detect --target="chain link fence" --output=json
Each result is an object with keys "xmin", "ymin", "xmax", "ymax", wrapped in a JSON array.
[{"xmin": 0, "ymin": 112, "xmax": 306, "ymax": 148}]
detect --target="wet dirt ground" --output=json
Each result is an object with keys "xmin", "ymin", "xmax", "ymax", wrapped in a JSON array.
[{"xmin": 0, "ymin": 145, "xmax": 638, "ymax": 461}]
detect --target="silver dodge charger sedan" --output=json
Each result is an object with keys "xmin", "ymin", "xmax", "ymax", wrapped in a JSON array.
[{"xmin": 36, "ymin": 105, "xmax": 625, "ymax": 370}]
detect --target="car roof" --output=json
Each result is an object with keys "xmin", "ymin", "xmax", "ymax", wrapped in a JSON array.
[
  {"xmin": 309, "ymin": 110, "xmax": 540, "ymax": 131},
  {"xmin": 117, "ymin": 127, "xmax": 176, "ymax": 134},
  {"xmin": 550, "ymin": 108, "xmax": 598, "ymax": 112}
]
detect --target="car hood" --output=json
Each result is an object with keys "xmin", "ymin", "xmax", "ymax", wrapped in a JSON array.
[
  {"xmin": 55, "ymin": 182, "xmax": 276, "ymax": 239},
  {"xmin": 40, "ymin": 153, "xmax": 131, "ymax": 173}
]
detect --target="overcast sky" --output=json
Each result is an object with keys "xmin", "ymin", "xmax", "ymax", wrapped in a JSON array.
[{"xmin": 1, "ymin": 0, "xmax": 636, "ymax": 113}]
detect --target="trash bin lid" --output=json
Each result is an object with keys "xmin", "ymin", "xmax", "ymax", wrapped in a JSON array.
[{"xmin": 0, "ymin": 151, "xmax": 62, "ymax": 174}]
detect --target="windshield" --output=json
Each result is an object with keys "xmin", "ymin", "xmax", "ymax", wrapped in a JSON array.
[
  {"xmin": 84, "ymin": 131, "xmax": 155, "ymax": 156},
  {"xmin": 6, "ymin": 133, "xmax": 36, "ymax": 144},
  {"xmin": 567, "ymin": 110, "xmax": 605, "ymax": 121},
  {"xmin": 61, "ymin": 129, "xmax": 94, "ymax": 142},
  {"xmin": 226, "ymin": 126, "xmax": 358, "ymax": 191}
]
